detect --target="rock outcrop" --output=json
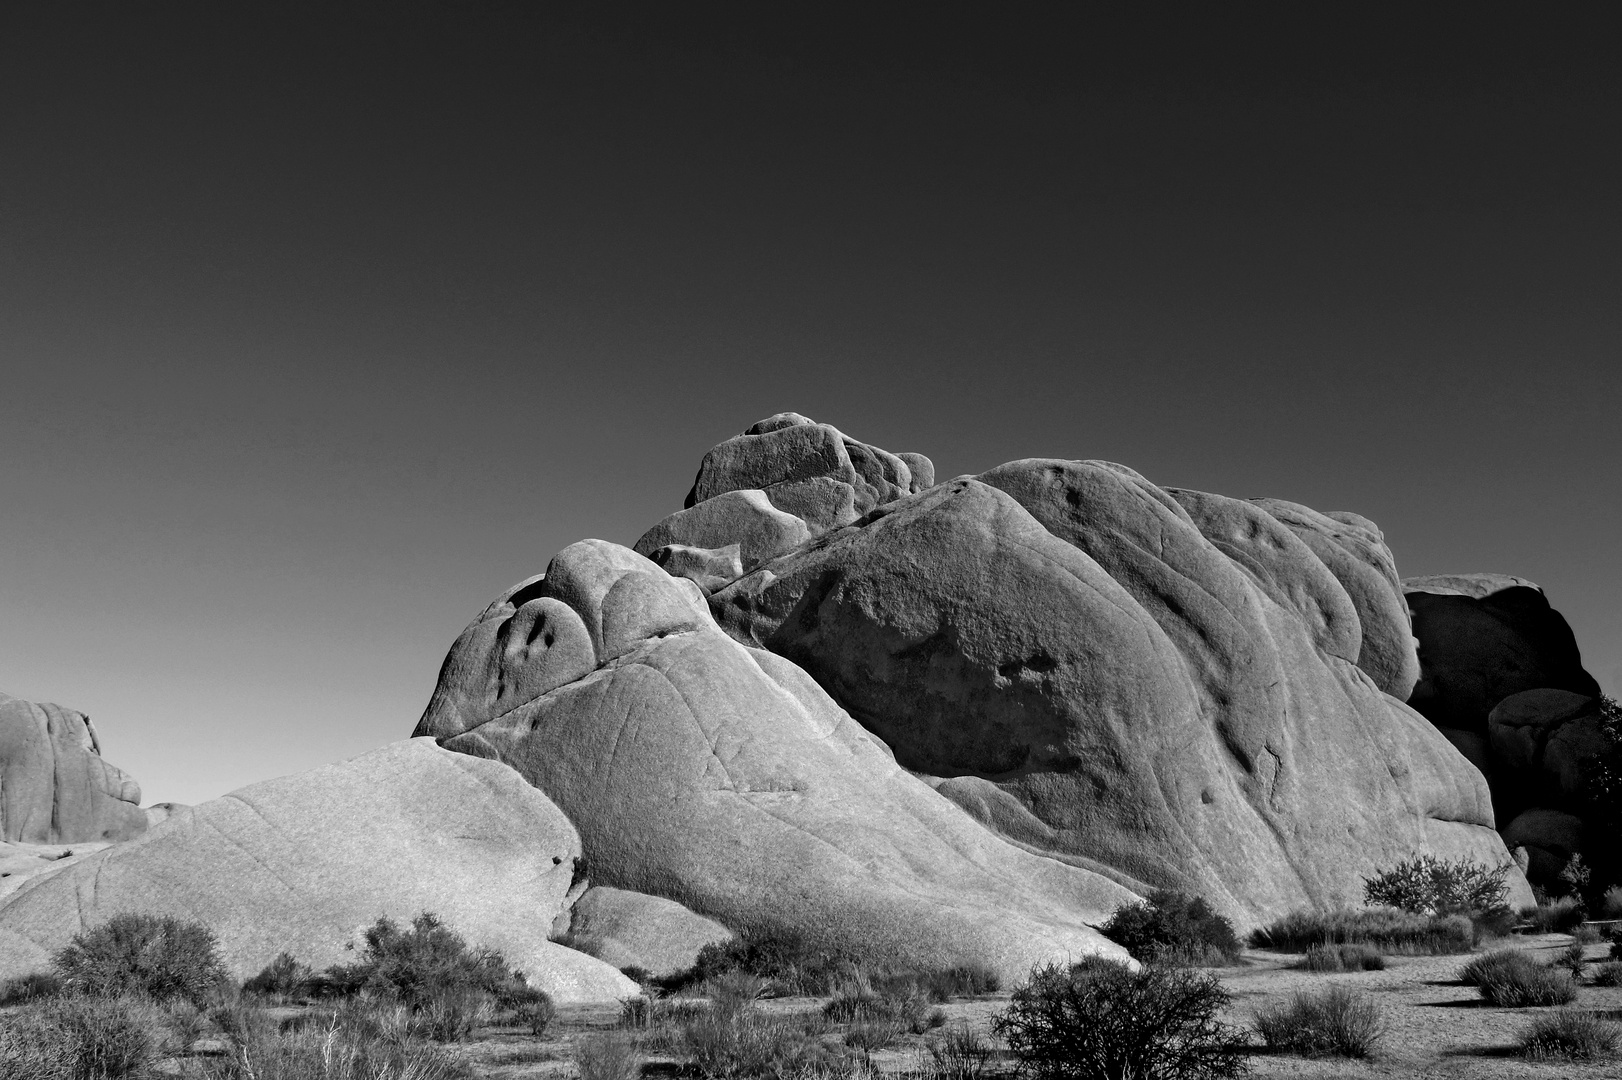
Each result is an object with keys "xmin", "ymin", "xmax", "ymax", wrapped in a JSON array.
[
  {"xmin": 416, "ymin": 539, "xmax": 1135, "ymax": 983},
  {"xmin": 0, "ymin": 692, "xmax": 147, "ymax": 846},
  {"xmin": 710, "ymin": 459, "xmax": 1524, "ymax": 925},
  {"xmin": 1400, "ymin": 575, "xmax": 1606, "ymax": 888},
  {"xmin": 561, "ymin": 886, "xmax": 733, "ymax": 978},
  {"xmin": 0, "ymin": 739, "xmax": 635, "ymax": 1004}
]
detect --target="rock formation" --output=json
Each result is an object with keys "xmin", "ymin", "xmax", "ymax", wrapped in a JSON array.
[
  {"xmin": 418, "ymin": 414, "xmax": 1532, "ymax": 953},
  {"xmin": 416, "ymin": 539, "xmax": 1136, "ymax": 983},
  {"xmin": 0, "ymin": 739, "xmax": 635, "ymax": 1004},
  {"xmin": 0, "ymin": 692, "xmax": 147, "ymax": 846},
  {"xmin": 1402, "ymin": 574, "xmax": 1607, "ymax": 888}
]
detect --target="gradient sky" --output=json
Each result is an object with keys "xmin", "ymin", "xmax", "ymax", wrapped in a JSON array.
[{"xmin": 2, "ymin": 4, "xmax": 1618, "ymax": 807}]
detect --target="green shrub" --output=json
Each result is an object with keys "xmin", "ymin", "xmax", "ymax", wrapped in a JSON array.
[
  {"xmin": 1461, "ymin": 951, "xmax": 1577, "ymax": 1006},
  {"xmin": 1521, "ymin": 897, "xmax": 1587, "ymax": 934},
  {"xmin": 243, "ymin": 951, "xmax": 313, "ymax": 999},
  {"xmin": 1101, "ymin": 890, "xmax": 1242, "ymax": 966},
  {"xmin": 52, "ymin": 912, "xmax": 228, "ymax": 1004},
  {"xmin": 1297, "ymin": 943, "xmax": 1384, "ymax": 972},
  {"xmin": 1518, "ymin": 1008, "xmax": 1621, "ymax": 1061},
  {"xmin": 1251, "ymin": 907, "xmax": 1473, "ymax": 954},
  {"xmin": 1254, "ymin": 986, "xmax": 1385, "ymax": 1058},
  {"xmin": 1593, "ymin": 961, "xmax": 1622, "ymax": 987},
  {"xmin": 1363, "ymin": 856, "xmax": 1511, "ymax": 919},
  {"xmin": 680, "ymin": 926, "xmax": 857, "ymax": 997},
  {"xmin": 0, "ymin": 972, "xmax": 62, "ymax": 1006},
  {"xmin": 0, "ymin": 994, "xmax": 160, "ymax": 1080},
  {"xmin": 992, "ymin": 958, "xmax": 1248, "ymax": 1080}
]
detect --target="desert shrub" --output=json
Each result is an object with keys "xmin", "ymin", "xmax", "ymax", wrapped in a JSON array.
[
  {"xmin": 1555, "ymin": 940, "xmax": 1589, "ymax": 977},
  {"xmin": 1101, "ymin": 891, "xmax": 1242, "ymax": 966},
  {"xmin": 203, "ymin": 999, "xmax": 473, "ymax": 1080},
  {"xmin": 1593, "ymin": 961, "xmax": 1622, "ymax": 986},
  {"xmin": 1254, "ymin": 986, "xmax": 1385, "ymax": 1058},
  {"xmin": 0, "ymin": 993, "xmax": 160, "ymax": 1080},
  {"xmin": 1603, "ymin": 885, "xmax": 1622, "ymax": 918},
  {"xmin": 1363, "ymin": 856, "xmax": 1511, "ymax": 920},
  {"xmin": 993, "ymin": 957, "xmax": 1248, "ymax": 1080},
  {"xmin": 908, "ymin": 965, "xmax": 1000, "ymax": 1002},
  {"xmin": 822, "ymin": 970, "xmax": 944, "ymax": 1035},
  {"xmin": 243, "ymin": 951, "xmax": 313, "ymax": 999},
  {"xmin": 1461, "ymin": 950, "xmax": 1577, "ymax": 1006},
  {"xmin": 1297, "ymin": 944, "xmax": 1384, "ymax": 973},
  {"xmin": 578, "ymin": 1030, "xmax": 642, "ymax": 1080},
  {"xmin": 844, "ymin": 1017, "xmax": 903, "ymax": 1054},
  {"xmin": 1250, "ymin": 907, "xmax": 1473, "ymax": 955},
  {"xmin": 52, "ymin": 912, "xmax": 228, "ymax": 1004},
  {"xmin": 1518, "ymin": 1008, "xmax": 1621, "ymax": 1061},
  {"xmin": 680, "ymin": 1003, "xmax": 835, "ymax": 1079},
  {"xmin": 500, "ymin": 984, "xmax": 554, "ymax": 1036},
  {"xmin": 928, "ymin": 1024, "xmax": 993, "ymax": 1080},
  {"xmin": 0, "ymin": 971, "xmax": 62, "ymax": 1006},
  {"xmin": 1522, "ymin": 896, "xmax": 1587, "ymax": 935},
  {"xmin": 320, "ymin": 912, "xmax": 543, "ymax": 1041}
]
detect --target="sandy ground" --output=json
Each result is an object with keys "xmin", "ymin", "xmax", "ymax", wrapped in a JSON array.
[{"xmin": 454, "ymin": 932, "xmax": 1622, "ymax": 1079}]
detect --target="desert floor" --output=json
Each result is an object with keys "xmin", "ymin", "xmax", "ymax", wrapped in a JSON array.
[{"xmin": 428, "ymin": 932, "xmax": 1622, "ymax": 1080}]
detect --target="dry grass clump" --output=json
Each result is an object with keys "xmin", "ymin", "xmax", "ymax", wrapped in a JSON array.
[
  {"xmin": 926, "ymin": 1024, "xmax": 993, "ymax": 1080},
  {"xmin": 1296, "ymin": 943, "xmax": 1384, "ymax": 973},
  {"xmin": 1520, "ymin": 896, "xmax": 1587, "ymax": 934},
  {"xmin": 0, "ymin": 972, "xmax": 62, "ymax": 1006},
  {"xmin": 1251, "ymin": 906, "xmax": 1473, "ymax": 955},
  {"xmin": 1518, "ymin": 1008, "xmax": 1621, "ymax": 1061},
  {"xmin": 1593, "ymin": 961, "xmax": 1622, "ymax": 987},
  {"xmin": 1458, "ymin": 950, "xmax": 1577, "ymax": 1007},
  {"xmin": 202, "ymin": 999, "xmax": 473, "ymax": 1080},
  {"xmin": 577, "ymin": 1030, "xmax": 641, "ymax": 1080},
  {"xmin": 0, "ymin": 993, "xmax": 163, "ymax": 1080},
  {"xmin": 822, "ymin": 970, "xmax": 946, "ymax": 1034},
  {"xmin": 1254, "ymin": 985, "xmax": 1386, "ymax": 1058}
]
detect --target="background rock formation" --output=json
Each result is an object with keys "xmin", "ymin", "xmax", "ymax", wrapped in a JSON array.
[
  {"xmin": 1403, "ymin": 574, "xmax": 1606, "ymax": 888},
  {"xmin": 0, "ymin": 739, "xmax": 635, "ymax": 1004},
  {"xmin": 416, "ymin": 539, "xmax": 1135, "ymax": 984},
  {"xmin": 0, "ymin": 692, "xmax": 147, "ymax": 846}
]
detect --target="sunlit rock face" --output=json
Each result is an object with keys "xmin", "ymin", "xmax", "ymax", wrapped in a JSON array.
[{"xmin": 0, "ymin": 692, "xmax": 147, "ymax": 846}]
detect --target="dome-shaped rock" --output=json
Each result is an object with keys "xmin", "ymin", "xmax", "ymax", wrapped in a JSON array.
[
  {"xmin": 0, "ymin": 738, "xmax": 635, "ymax": 1004},
  {"xmin": 415, "ymin": 539, "xmax": 1135, "ymax": 984}
]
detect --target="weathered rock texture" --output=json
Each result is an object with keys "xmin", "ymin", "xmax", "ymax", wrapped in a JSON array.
[
  {"xmin": 710, "ymin": 458, "xmax": 1525, "ymax": 926},
  {"xmin": 1401, "ymin": 574, "xmax": 1606, "ymax": 888},
  {"xmin": 0, "ymin": 739, "xmax": 635, "ymax": 1004},
  {"xmin": 416, "ymin": 539, "xmax": 1135, "ymax": 983},
  {"xmin": 0, "ymin": 692, "xmax": 147, "ymax": 846}
]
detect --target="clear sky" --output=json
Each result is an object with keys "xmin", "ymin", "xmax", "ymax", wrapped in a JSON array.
[{"xmin": 2, "ymin": 4, "xmax": 1617, "ymax": 807}]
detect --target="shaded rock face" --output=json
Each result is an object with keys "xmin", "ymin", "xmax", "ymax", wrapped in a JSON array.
[
  {"xmin": 0, "ymin": 692, "xmax": 147, "ymax": 846},
  {"xmin": 416, "ymin": 539, "xmax": 1135, "ymax": 984},
  {"xmin": 1403, "ymin": 576, "xmax": 1600, "ymax": 735},
  {"xmin": 711, "ymin": 460, "xmax": 1523, "ymax": 925},
  {"xmin": 0, "ymin": 739, "xmax": 635, "ymax": 1005},
  {"xmin": 1399, "ymin": 574, "xmax": 1606, "ymax": 890}
]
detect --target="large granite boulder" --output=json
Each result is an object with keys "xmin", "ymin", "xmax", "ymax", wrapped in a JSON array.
[
  {"xmin": 0, "ymin": 692, "xmax": 147, "ymax": 846},
  {"xmin": 415, "ymin": 539, "xmax": 1135, "ymax": 984},
  {"xmin": 1404, "ymin": 574, "xmax": 1600, "ymax": 735},
  {"xmin": 0, "ymin": 739, "xmax": 635, "ymax": 1004},
  {"xmin": 560, "ymin": 886, "xmax": 733, "ymax": 978},
  {"xmin": 702, "ymin": 444, "xmax": 1528, "ymax": 925}
]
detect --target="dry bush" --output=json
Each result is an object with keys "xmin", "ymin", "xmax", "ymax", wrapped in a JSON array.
[
  {"xmin": 679, "ymin": 1003, "xmax": 835, "ymax": 1079},
  {"xmin": 1251, "ymin": 907, "xmax": 1473, "ymax": 954},
  {"xmin": 993, "ymin": 957, "xmax": 1248, "ymax": 1080},
  {"xmin": 0, "ymin": 993, "xmax": 161, "ymax": 1080},
  {"xmin": 822, "ymin": 970, "xmax": 944, "ymax": 1034},
  {"xmin": 53, "ymin": 912, "xmax": 228, "ymax": 1004},
  {"xmin": 1521, "ymin": 897, "xmax": 1587, "ymax": 935},
  {"xmin": 203, "ymin": 1000, "xmax": 472, "ymax": 1080},
  {"xmin": 1101, "ymin": 891, "xmax": 1243, "ymax": 966},
  {"xmin": 926, "ymin": 1024, "xmax": 993, "ymax": 1080},
  {"xmin": 1593, "ymin": 961, "xmax": 1622, "ymax": 987},
  {"xmin": 1518, "ymin": 1009, "xmax": 1621, "ymax": 1061},
  {"xmin": 1254, "ymin": 986, "xmax": 1386, "ymax": 1058},
  {"xmin": 577, "ymin": 1031, "xmax": 641, "ymax": 1080}
]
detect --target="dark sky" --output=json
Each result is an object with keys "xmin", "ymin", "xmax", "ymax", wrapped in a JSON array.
[{"xmin": 2, "ymin": 3, "xmax": 1618, "ymax": 805}]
